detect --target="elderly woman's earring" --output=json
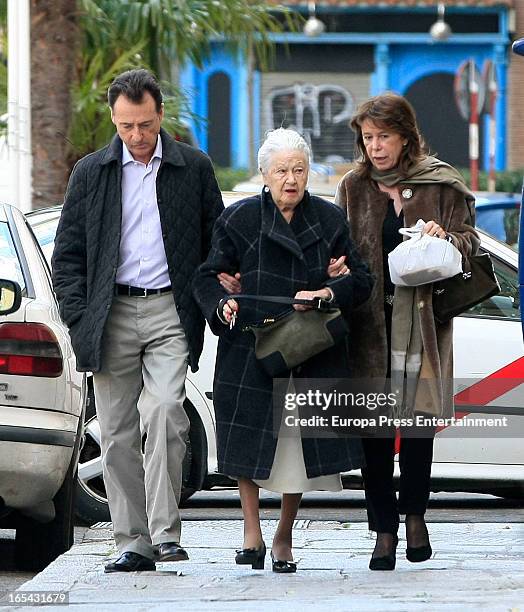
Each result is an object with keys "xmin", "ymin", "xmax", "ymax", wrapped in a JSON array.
[{"xmin": 264, "ymin": 185, "xmax": 270, "ymax": 193}]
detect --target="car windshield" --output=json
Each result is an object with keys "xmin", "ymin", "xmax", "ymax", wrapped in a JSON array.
[
  {"xmin": 475, "ymin": 207, "xmax": 519, "ymax": 252},
  {"xmin": 0, "ymin": 221, "xmax": 26, "ymax": 290},
  {"xmin": 28, "ymin": 215, "xmax": 60, "ymax": 266}
]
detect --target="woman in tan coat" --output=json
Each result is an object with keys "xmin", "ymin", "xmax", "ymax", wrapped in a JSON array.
[{"xmin": 335, "ymin": 93, "xmax": 479, "ymax": 570}]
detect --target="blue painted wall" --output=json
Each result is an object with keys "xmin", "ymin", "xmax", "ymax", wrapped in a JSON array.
[
  {"xmin": 180, "ymin": 45, "xmax": 251, "ymax": 168},
  {"xmin": 181, "ymin": 9, "xmax": 509, "ymax": 172}
]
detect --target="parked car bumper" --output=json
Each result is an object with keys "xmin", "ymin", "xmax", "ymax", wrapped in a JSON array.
[{"xmin": 0, "ymin": 406, "xmax": 77, "ymax": 509}]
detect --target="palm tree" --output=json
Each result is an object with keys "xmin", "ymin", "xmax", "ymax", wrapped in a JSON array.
[
  {"xmin": 28, "ymin": 0, "xmax": 299, "ymax": 206},
  {"xmin": 80, "ymin": 0, "xmax": 296, "ymax": 76},
  {"xmin": 30, "ymin": 0, "xmax": 78, "ymax": 208},
  {"xmin": 69, "ymin": 0, "xmax": 299, "ymax": 164},
  {"xmin": 7, "ymin": 0, "xmax": 299, "ymax": 206}
]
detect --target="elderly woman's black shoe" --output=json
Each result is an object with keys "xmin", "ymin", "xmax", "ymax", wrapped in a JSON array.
[
  {"xmin": 271, "ymin": 552, "xmax": 297, "ymax": 573},
  {"xmin": 405, "ymin": 515, "xmax": 432, "ymax": 562},
  {"xmin": 369, "ymin": 533, "xmax": 398, "ymax": 571},
  {"xmin": 235, "ymin": 542, "xmax": 266, "ymax": 569}
]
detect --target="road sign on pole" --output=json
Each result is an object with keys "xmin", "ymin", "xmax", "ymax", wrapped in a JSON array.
[
  {"xmin": 482, "ymin": 60, "xmax": 498, "ymax": 193},
  {"xmin": 454, "ymin": 59, "xmax": 485, "ymax": 121},
  {"xmin": 454, "ymin": 59, "xmax": 485, "ymax": 191}
]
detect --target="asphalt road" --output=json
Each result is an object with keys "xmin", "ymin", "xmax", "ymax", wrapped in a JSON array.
[
  {"xmin": 1, "ymin": 490, "xmax": 522, "ymax": 593},
  {"xmin": 0, "ymin": 526, "xmax": 89, "ymax": 594}
]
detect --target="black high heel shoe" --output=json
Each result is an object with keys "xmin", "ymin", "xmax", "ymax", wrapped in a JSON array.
[
  {"xmin": 369, "ymin": 534, "xmax": 398, "ymax": 571},
  {"xmin": 235, "ymin": 542, "xmax": 266, "ymax": 569},
  {"xmin": 406, "ymin": 543, "xmax": 432, "ymax": 563},
  {"xmin": 271, "ymin": 552, "xmax": 297, "ymax": 574},
  {"xmin": 405, "ymin": 515, "xmax": 432, "ymax": 563}
]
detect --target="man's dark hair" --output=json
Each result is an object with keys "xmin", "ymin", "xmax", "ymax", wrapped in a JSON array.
[{"xmin": 108, "ymin": 69, "xmax": 163, "ymax": 112}]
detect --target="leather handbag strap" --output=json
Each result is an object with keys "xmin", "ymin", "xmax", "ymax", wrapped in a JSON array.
[{"xmin": 218, "ymin": 293, "xmax": 333, "ymax": 312}]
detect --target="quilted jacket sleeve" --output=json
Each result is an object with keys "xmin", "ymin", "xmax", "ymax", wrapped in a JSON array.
[
  {"xmin": 193, "ymin": 212, "xmax": 239, "ymax": 336},
  {"xmin": 51, "ymin": 159, "xmax": 88, "ymax": 327}
]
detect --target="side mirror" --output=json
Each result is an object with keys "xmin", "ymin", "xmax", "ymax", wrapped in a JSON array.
[
  {"xmin": 0, "ymin": 279, "xmax": 22, "ymax": 315},
  {"xmin": 512, "ymin": 38, "xmax": 524, "ymax": 56}
]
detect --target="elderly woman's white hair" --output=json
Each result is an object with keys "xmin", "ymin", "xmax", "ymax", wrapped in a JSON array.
[{"xmin": 257, "ymin": 128, "xmax": 311, "ymax": 174}]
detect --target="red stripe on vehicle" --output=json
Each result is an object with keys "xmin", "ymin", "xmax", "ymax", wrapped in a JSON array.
[
  {"xmin": 395, "ymin": 355, "xmax": 524, "ymax": 454},
  {"xmin": 454, "ymin": 356, "xmax": 524, "ymax": 406}
]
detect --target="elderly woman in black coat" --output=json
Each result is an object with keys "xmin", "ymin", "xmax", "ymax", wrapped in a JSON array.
[{"xmin": 193, "ymin": 128, "xmax": 373, "ymax": 572}]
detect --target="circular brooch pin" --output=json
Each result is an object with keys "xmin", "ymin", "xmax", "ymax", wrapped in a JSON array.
[{"xmin": 401, "ymin": 188, "xmax": 413, "ymax": 199}]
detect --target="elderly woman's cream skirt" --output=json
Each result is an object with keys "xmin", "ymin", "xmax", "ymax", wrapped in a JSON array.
[{"xmin": 253, "ymin": 378, "xmax": 342, "ymax": 494}]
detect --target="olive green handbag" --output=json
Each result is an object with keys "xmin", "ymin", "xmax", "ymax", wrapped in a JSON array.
[{"xmin": 219, "ymin": 294, "xmax": 349, "ymax": 376}]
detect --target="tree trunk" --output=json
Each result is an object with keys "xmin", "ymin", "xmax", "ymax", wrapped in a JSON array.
[{"xmin": 30, "ymin": 0, "xmax": 77, "ymax": 209}]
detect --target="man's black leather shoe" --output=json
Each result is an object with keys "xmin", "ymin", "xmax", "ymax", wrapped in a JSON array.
[
  {"xmin": 104, "ymin": 551, "xmax": 156, "ymax": 573},
  {"xmin": 156, "ymin": 542, "xmax": 189, "ymax": 562}
]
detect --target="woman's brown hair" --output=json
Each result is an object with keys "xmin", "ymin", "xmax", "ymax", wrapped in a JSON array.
[{"xmin": 350, "ymin": 92, "xmax": 427, "ymax": 178}]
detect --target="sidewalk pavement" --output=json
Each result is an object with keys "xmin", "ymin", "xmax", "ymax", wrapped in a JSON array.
[{"xmin": 6, "ymin": 519, "xmax": 524, "ymax": 611}]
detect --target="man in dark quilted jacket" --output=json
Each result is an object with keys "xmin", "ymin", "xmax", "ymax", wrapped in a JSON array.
[{"xmin": 52, "ymin": 69, "xmax": 224, "ymax": 573}]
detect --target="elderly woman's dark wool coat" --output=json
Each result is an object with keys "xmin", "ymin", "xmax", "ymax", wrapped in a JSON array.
[
  {"xmin": 193, "ymin": 190, "xmax": 373, "ymax": 480},
  {"xmin": 336, "ymin": 172, "xmax": 480, "ymax": 418}
]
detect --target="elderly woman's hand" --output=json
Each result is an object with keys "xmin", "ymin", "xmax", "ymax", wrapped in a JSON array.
[
  {"xmin": 327, "ymin": 256, "xmax": 351, "ymax": 278},
  {"xmin": 293, "ymin": 289, "xmax": 334, "ymax": 311},
  {"xmin": 219, "ymin": 298, "xmax": 239, "ymax": 326}
]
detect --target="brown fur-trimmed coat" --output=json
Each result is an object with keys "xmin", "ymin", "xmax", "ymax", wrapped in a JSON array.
[{"xmin": 335, "ymin": 171, "xmax": 480, "ymax": 418}]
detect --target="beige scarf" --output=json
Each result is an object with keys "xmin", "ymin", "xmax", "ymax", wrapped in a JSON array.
[
  {"xmin": 376, "ymin": 156, "xmax": 472, "ymax": 418},
  {"xmin": 371, "ymin": 155, "xmax": 475, "ymax": 204}
]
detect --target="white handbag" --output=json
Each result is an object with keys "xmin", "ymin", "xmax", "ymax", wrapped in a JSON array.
[{"xmin": 388, "ymin": 219, "xmax": 463, "ymax": 287}]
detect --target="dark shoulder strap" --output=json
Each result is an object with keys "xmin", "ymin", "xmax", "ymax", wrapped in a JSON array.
[{"xmin": 218, "ymin": 294, "xmax": 333, "ymax": 311}]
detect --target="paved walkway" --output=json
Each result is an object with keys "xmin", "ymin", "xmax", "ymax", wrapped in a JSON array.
[{"xmin": 4, "ymin": 520, "xmax": 524, "ymax": 611}]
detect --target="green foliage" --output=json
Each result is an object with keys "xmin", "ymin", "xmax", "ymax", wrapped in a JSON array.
[
  {"xmin": 78, "ymin": 0, "xmax": 300, "ymax": 75},
  {"xmin": 69, "ymin": 3, "xmax": 200, "ymax": 162},
  {"xmin": 214, "ymin": 166, "xmax": 251, "ymax": 191},
  {"xmin": 68, "ymin": 0, "xmax": 299, "ymax": 163},
  {"xmin": 458, "ymin": 168, "xmax": 524, "ymax": 193},
  {"xmin": 69, "ymin": 45, "xmax": 145, "ymax": 160},
  {"xmin": 0, "ymin": 56, "xmax": 6, "ymax": 121}
]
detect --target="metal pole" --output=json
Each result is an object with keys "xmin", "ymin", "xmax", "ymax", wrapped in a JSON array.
[
  {"xmin": 487, "ymin": 71, "xmax": 497, "ymax": 193},
  {"xmin": 469, "ymin": 59, "xmax": 479, "ymax": 191},
  {"xmin": 7, "ymin": 0, "xmax": 32, "ymax": 212}
]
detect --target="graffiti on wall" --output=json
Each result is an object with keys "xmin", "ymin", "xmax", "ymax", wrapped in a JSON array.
[{"xmin": 264, "ymin": 82, "xmax": 356, "ymax": 162}]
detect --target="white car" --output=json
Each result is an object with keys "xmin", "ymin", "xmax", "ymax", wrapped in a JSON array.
[
  {"xmin": 26, "ymin": 194, "xmax": 523, "ymax": 526},
  {"xmin": 0, "ymin": 203, "xmax": 86, "ymax": 571},
  {"xmin": 434, "ymin": 231, "xmax": 523, "ymax": 497}
]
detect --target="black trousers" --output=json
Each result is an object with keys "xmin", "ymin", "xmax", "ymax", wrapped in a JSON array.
[
  {"xmin": 362, "ymin": 433, "xmax": 434, "ymax": 534},
  {"xmin": 363, "ymin": 301, "xmax": 435, "ymax": 534}
]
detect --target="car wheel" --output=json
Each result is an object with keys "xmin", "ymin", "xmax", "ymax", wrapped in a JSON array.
[
  {"xmin": 75, "ymin": 399, "xmax": 206, "ymax": 526},
  {"xmin": 75, "ymin": 414, "xmax": 111, "ymax": 524},
  {"xmin": 14, "ymin": 450, "xmax": 76, "ymax": 571}
]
